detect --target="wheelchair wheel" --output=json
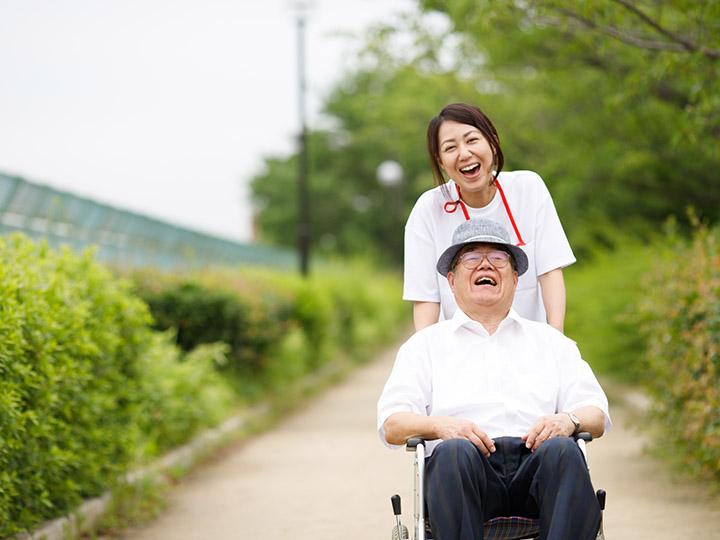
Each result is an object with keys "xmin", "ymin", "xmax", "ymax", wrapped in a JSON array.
[{"xmin": 391, "ymin": 524, "xmax": 408, "ymax": 539}]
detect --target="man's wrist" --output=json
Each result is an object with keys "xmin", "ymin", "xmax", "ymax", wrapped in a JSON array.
[
  {"xmin": 429, "ymin": 416, "xmax": 444, "ymax": 439},
  {"xmin": 564, "ymin": 411, "xmax": 581, "ymax": 436}
]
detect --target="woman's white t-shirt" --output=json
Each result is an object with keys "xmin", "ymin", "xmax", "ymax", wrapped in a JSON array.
[{"xmin": 403, "ymin": 170, "xmax": 576, "ymax": 323}]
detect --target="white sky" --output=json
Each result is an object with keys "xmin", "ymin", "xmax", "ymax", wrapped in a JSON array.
[{"xmin": 0, "ymin": 0, "xmax": 416, "ymax": 242}]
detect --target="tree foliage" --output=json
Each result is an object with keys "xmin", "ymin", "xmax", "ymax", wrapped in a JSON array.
[
  {"xmin": 250, "ymin": 3, "xmax": 719, "ymax": 263},
  {"xmin": 421, "ymin": 0, "xmax": 720, "ymax": 137},
  {"xmin": 252, "ymin": 21, "xmax": 482, "ymax": 263},
  {"xmin": 636, "ymin": 222, "xmax": 720, "ymax": 481}
]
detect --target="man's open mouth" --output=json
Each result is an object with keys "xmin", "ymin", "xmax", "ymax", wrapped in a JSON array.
[{"xmin": 474, "ymin": 276, "xmax": 497, "ymax": 286}]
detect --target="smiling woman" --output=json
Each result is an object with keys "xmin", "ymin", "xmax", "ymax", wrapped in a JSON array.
[{"xmin": 403, "ymin": 102, "xmax": 575, "ymax": 332}]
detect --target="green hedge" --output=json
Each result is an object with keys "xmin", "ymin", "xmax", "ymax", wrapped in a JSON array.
[
  {"xmin": 0, "ymin": 236, "xmax": 235, "ymax": 537},
  {"xmin": 0, "ymin": 236, "xmax": 149, "ymax": 533},
  {"xmin": 137, "ymin": 280, "xmax": 290, "ymax": 376},
  {"xmin": 132, "ymin": 262, "xmax": 409, "ymax": 394},
  {"xmin": 134, "ymin": 337, "xmax": 234, "ymax": 458},
  {"xmin": 566, "ymin": 223, "xmax": 720, "ymax": 482},
  {"xmin": 636, "ymin": 224, "xmax": 720, "ymax": 481},
  {"xmin": 1, "ymin": 236, "xmax": 407, "ymax": 536}
]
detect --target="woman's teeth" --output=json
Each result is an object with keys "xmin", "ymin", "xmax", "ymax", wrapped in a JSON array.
[{"xmin": 461, "ymin": 164, "xmax": 480, "ymax": 174}]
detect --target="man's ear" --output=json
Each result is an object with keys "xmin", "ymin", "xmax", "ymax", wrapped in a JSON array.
[{"xmin": 447, "ymin": 270, "xmax": 456, "ymax": 292}]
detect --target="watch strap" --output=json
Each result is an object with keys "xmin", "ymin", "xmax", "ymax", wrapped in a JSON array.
[{"xmin": 565, "ymin": 412, "xmax": 581, "ymax": 436}]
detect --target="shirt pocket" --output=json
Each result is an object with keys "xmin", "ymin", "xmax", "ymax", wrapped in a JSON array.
[
  {"xmin": 514, "ymin": 365, "xmax": 559, "ymax": 412},
  {"xmin": 431, "ymin": 358, "xmax": 504, "ymax": 417}
]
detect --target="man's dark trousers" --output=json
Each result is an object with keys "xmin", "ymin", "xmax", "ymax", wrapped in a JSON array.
[{"xmin": 425, "ymin": 437, "xmax": 601, "ymax": 540}]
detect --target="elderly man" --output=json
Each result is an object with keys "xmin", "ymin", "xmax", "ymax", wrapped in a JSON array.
[{"xmin": 378, "ymin": 218, "xmax": 610, "ymax": 540}]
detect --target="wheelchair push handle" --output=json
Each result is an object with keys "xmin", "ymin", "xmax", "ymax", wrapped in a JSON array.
[
  {"xmin": 390, "ymin": 494, "xmax": 409, "ymax": 539},
  {"xmin": 391, "ymin": 494, "xmax": 402, "ymax": 516}
]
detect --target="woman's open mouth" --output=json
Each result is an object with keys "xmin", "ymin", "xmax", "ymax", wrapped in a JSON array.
[{"xmin": 460, "ymin": 163, "xmax": 481, "ymax": 177}]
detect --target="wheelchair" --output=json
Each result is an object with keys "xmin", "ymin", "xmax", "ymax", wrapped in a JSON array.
[{"xmin": 390, "ymin": 433, "xmax": 606, "ymax": 540}]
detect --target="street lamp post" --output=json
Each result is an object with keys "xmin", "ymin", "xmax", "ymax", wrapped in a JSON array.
[
  {"xmin": 295, "ymin": 4, "xmax": 311, "ymax": 276},
  {"xmin": 377, "ymin": 160, "xmax": 404, "ymax": 246}
]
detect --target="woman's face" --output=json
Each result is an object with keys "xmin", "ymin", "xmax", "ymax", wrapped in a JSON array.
[{"xmin": 437, "ymin": 120, "xmax": 495, "ymax": 202}]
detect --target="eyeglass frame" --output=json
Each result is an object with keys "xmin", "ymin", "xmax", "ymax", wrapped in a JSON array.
[{"xmin": 450, "ymin": 245, "xmax": 517, "ymax": 272}]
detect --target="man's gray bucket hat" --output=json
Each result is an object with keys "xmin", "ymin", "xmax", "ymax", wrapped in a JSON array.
[{"xmin": 436, "ymin": 218, "xmax": 529, "ymax": 277}]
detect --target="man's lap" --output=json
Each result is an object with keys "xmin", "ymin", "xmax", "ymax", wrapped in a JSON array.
[{"xmin": 425, "ymin": 436, "xmax": 587, "ymax": 520}]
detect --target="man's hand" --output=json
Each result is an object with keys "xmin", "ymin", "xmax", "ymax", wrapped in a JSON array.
[
  {"xmin": 433, "ymin": 416, "xmax": 496, "ymax": 457},
  {"xmin": 522, "ymin": 413, "xmax": 575, "ymax": 452}
]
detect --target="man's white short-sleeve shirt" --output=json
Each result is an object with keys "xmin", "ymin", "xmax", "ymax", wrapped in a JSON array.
[
  {"xmin": 403, "ymin": 171, "xmax": 576, "ymax": 323},
  {"xmin": 377, "ymin": 309, "xmax": 611, "ymax": 454}
]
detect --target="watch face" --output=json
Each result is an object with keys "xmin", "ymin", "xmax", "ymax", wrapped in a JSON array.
[{"xmin": 567, "ymin": 412, "xmax": 580, "ymax": 432}]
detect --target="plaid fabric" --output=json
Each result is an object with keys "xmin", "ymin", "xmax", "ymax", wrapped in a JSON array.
[
  {"xmin": 425, "ymin": 516, "xmax": 539, "ymax": 540},
  {"xmin": 484, "ymin": 516, "xmax": 540, "ymax": 540}
]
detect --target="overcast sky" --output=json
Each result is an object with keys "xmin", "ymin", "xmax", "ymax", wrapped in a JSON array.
[{"xmin": 0, "ymin": 0, "xmax": 416, "ymax": 242}]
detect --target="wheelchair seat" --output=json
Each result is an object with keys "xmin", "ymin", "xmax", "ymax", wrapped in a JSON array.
[
  {"xmin": 483, "ymin": 516, "xmax": 540, "ymax": 540},
  {"xmin": 420, "ymin": 515, "xmax": 538, "ymax": 540}
]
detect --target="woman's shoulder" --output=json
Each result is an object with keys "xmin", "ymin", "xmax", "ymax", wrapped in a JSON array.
[
  {"xmin": 499, "ymin": 169, "xmax": 545, "ymax": 185},
  {"xmin": 415, "ymin": 183, "xmax": 449, "ymax": 203},
  {"xmin": 408, "ymin": 183, "xmax": 450, "ymax": 216},
  {"xmin": 498, "ymin": 170, "xmax": 550, "ymax": 196},
  {"xmin": 516, "ymin": 316, "xmax": 578, "ymax": 351}
]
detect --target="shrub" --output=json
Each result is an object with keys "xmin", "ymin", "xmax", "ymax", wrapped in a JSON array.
[
  {"xmin": 0, "ymin": 236, "xmax": 237, "ymax": 536},
  {"xmin": 131, "ymin": 261, "xmax": 409, "ymax": 391},
  {"xmin": 564, "ymin": 238, "xmax": 653, "ymax": 380},
  {"xmin": 636, "ymin": 223, "xmax": 720, "ymax": 481},
  {"xmin": 319, "ymin": 262, "xmax": 410, "ymax": 353},
  {"xmin": 134, "ymin": 336, "xmax": 235, "ymax": 457},
  {"xmin": 0, "ymin": 236, "xmax": 151, "ymax": 535},
  {"xmin": 138, "ymin": 280, "xmax": 292, "ymax": 376}
]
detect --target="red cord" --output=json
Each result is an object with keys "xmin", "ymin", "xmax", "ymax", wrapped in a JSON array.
[
  {"xmin": 444, "ymin": 181, "xmax": 525, "ymax": 246},
  {"xmin": 494, "ymin": 179, "xmax": 526, "ymax": 246}
]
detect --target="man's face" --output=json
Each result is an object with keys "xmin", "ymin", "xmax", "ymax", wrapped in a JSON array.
[{"xmin": 447, "ymin": 243, "xmax": 518, "ymax": 313}]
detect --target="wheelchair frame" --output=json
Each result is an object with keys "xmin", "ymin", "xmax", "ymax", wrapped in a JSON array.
[{"xmin": 401, "ymin": 434, "xmax": 606, "ymax": 540}]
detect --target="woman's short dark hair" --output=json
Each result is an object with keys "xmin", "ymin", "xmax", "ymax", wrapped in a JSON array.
[{"xmin": 426, "ymin": 103, "xmax": 504, "ymax": 198}]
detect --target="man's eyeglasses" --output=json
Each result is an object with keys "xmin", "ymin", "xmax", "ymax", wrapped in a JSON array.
[{"xmin": 457, "ymin": 250, "xmax": 511, "ymax": 269}]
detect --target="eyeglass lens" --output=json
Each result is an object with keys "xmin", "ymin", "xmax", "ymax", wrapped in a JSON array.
[{"xmin": 460, "ymin": 251, "xmax": 510, "ymax": 268}]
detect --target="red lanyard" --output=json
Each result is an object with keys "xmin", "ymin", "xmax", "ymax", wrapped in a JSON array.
[{"xmin": 443, "ymin": 180, "xmax": 526, "ymax": 246}]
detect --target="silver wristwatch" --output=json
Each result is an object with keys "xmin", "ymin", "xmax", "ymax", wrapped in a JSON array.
[{"xmin": 565, "ymin": 412, "xmax": 581, "ymax": 436}]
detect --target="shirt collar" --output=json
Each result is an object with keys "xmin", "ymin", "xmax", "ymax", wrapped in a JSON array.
[{"xmin": 450, "ymin": 307, "xmax": 524, "ymax": 335}]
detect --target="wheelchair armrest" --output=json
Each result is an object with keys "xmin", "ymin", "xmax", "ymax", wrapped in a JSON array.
[
  {"xmin": 406, "ymin": 438, "xmax": 425, "ymax": 451},
  {"xmin": 405, "ymin": 433, "xmax": 591, "ymax": 453}
]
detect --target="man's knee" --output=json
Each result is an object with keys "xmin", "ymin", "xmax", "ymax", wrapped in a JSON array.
[
  {"xmin": 434, "ymin": 438, "xmax": 477, "ymax": 458},
  {"xmin": 536, "ymin": 437, "xmax": 586, "ymax": 471},
  {"xmin": 430, "ymin": 439, "xmax": 486, "ymax": 476},
  {"xmin": 433, "ymin": 439, "xmax": 477, "ymax": 454}
]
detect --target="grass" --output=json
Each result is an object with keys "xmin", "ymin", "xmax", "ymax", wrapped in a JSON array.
[
  {"xmin": 81, "ymin": 477, "xmax": 169, "ymax": 539},
  {"xmin": 563, "ymin": 238, "xmax": 654, "ymax": 382}
]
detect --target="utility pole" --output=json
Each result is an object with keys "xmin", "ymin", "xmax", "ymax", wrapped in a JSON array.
[{"xmin": 295, "ymin": 6, "xmax": 310, "ymax": 276}]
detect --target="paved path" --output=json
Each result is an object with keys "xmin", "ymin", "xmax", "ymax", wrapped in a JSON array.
[{"xmin": 121, "ymin": 346, "xmax": 720, "ymax": 539}]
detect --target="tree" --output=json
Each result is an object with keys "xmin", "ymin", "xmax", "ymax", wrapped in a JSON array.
[
  {"xmin": 251, "ymin": 21, "xmax": 482, "ymax": 264},
  {"xmin": 421, "ymin": 0, "xmax": 720, "ymax": 138},
  {"xmin": 251, "ymin": 4, "xmax": 719, "ymax": 263},
  {"xmin": 417, "ymin": 0, "xmax": 720, "ymax": 247}
]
